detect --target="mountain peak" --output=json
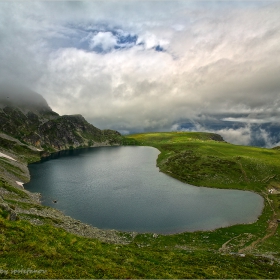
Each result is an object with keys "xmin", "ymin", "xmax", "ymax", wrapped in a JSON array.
[
  {"xmin": 0, "ymin": 83, "xmax": 53, "ymax": 114},
  {"xmin": 0, "ymin": 83, "xmax": 123, "ymax": 151}
]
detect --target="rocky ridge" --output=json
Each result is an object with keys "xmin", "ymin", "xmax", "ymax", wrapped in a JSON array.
[{"xmin": 0, "ymin": 85, "xmax": 122, "ymax": 152}]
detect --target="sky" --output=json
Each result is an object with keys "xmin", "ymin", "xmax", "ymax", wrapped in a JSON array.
[{"xmin": 0, "ymin": 1, "xmax": 280, "ymax": 147}]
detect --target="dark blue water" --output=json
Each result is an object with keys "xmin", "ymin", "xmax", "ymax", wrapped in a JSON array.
[{"xmin": 24, "ymin": 146, "xmax": 263, "ymax": 234}]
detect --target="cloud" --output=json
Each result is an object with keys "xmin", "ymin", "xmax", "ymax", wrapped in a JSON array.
[
  {"xmin": 172, "ymin": 121, "xmax": 280, "ymax": 148},
  {"xmin": 1, "ymin": 1, "xmax": 280, "ymax": 146},
  {"xmin": 172, "ymin": 122, "xmax": 252, "ymax": 146},
  {"xmin": 222, "ymin": 116, "xmax": 280, "ymax": 124},
  {"xmin": 136, "ymin": 32, "xmax": 169, "ymax": 50},
  {"xmin": 89, "ymin": 32, "xmax": 117, "ymax": 51},
  {"xmin": 208, "ymin": 126, "xmax": 252, "ymax": 146}
]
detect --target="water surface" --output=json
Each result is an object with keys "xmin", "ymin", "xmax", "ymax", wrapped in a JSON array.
[{"xmin": 24, "ymin": 146, "xmax": 263, "ymax": 234}]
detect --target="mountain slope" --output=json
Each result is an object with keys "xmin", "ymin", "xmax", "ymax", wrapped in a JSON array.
[
  {"xmin": 0, "ymin": 130, "xmax": 280, "ymax": 278},
  {"xmin": 0, "ymin": 84, "xmax": 126, "ymax": 244},
  {"xmin": 0, "ymin": 85, "xmax": 122, "ymax": 151}
]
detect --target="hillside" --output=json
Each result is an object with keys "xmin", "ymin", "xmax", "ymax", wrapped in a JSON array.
[
  {"xmin": 0, "ymin": 90, "xmax": 280, "ymax": 278},
  {"xmin": 0, "ymin": 86, "xmax": 127, "ymax": 243},
  {"xmin": 125, "ymin": 132, "xmax": 280, "ymax": 255},
  {"xmin": 125, "ymin": 132, "xmax": 280, "ymax": 191}
]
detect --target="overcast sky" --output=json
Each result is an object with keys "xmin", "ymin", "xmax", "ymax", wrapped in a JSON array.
[{"xmin": 1, "ymin": 1, "xmax": 280, "ymax": 146}]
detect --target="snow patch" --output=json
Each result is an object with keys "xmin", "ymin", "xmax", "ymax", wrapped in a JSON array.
[
  {"xmin": 16, "ymin": 181, "xmax": 24, "ymax": 188},
  {"xmin": 0, "ymin": 152, "xmax": 17, "ymax": 161}
]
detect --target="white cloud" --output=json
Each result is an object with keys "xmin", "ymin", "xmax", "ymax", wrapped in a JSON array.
[
  {"xmin": 89, "ymin": 32, "xmax": 117, "ymax": 51},
  {"xmin": 256, "ymin": 128, "xmax": 280, "ymax": 148},
  {"xmin": 172, "ymin": 123, "xmax": 252, "ymax": 146},
  {"xmin": 222, "ymin": 116, "xmax": 280, "ymax": 124},
  {"xmin": 136, "ymin": 32, "xmax": 169, "ymax": 49},
  {"xmin": 215, "ymin": 127, "xmax": 252, "ymax": 146}
]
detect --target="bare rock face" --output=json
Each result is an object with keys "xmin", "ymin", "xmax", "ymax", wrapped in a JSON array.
[{"xmin": 0, "ymin": 84, "xmax": 122, "ymax": 151}]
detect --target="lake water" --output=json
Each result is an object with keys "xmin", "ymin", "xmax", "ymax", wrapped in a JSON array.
[{"xmin": 24, "ymin": 146, "xmax": 264, "ymax": 234}]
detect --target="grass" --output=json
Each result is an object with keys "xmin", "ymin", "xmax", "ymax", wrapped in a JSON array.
[
  {"xmin": 0, "ymin": 159, "xmax": 27, "ymax": 182},
  {"xmin": 124, "ymin": 132, "xmax": 280, "ymax": 255},
  {"xmin": 0, "ymin": 137, "xmax": 40, "ymax": 164},
  {"xmin": 126, "ymin": 132, "xmax": 280, "ymax": 191},
  {"xmin": 3, "ymin": 199, "xmax": 45, "ymax": 211},
  {"xmin": 0, "ymin": 179, "xmax": 29, "ymax": 199},
  {"xmin": 1, "ymin": 131, "xmax": 280, "ymax": 278},
  {"xmin": 0, "ymin": 216, "xmax": 279, "ymax": 279}
]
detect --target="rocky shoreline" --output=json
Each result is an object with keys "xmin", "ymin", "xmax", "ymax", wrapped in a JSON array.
[{"xmin": 0, "ymin": 133, "xmax": 136, "ymax": 245}]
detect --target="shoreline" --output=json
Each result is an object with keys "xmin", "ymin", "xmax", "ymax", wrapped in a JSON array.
[
  {"xmin": 0, "ymin": 134, "xmax": 272, "ymax": 240},
  {"xmin": 24, "ymin": 144, "xmax": 266, "ymax": 236},
  {"xmin": 0, "ymin": 140, "xmax": 133, "ymax": 244}
]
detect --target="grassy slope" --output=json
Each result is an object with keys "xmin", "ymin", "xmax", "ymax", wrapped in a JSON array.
[
  {"xmin": 127, "ymin": 132, "xmax": 280, "ymax": 192},
  {"xmin": 124, "ymin": 132, "xmax": 280, "ymax": 255},
  {"xmin": 1, "ymin": 131, "xmax": 280, "ymax": 278},
  {"xmin": 0, "ymin": 216, "xmax": 280, "ymax": 279}
]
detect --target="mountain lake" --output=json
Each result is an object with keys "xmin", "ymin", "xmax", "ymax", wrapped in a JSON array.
[{"xmin": 24, "ymin": 146, "xmax": 264, "ymax": 234}]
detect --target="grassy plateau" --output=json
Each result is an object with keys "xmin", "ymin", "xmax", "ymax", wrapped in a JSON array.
[{"xmin": 0, "ymin": 131, "xmax": 280, "ymax": 278}]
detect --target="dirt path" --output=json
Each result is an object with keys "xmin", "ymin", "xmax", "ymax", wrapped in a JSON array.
[
  {"xmin": 219, "ymin": 191, "xmax": 278, "ymax": 254},
  {"xmin": 238, "ymin": 191, "xmax": 278, "ymax": 253},
  {"xmin": 238, "ymin": 215, "xmax": 278, "ymax": 254},
  {"xmin": 219, "ymin": 234, "xmax": 242, "ymax": 253}
]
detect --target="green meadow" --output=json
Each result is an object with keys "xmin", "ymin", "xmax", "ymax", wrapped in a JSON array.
[
  {"xmin": 0, "ymin": 131, "xmax": 280, "ymax": 278},
  {"xmin": 123, "ymin": 132, "xmax": 280, "ymax": 258},
  {"xmin": 126, "ymin": 132, "xmax": 280, "ymax": 192}
]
